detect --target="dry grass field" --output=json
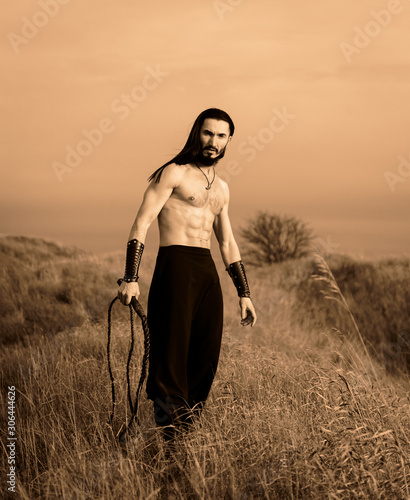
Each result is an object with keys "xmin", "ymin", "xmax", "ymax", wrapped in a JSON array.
[{"xmin": 1, "ymin": 236, "xmax": 409, "ymax": 499}]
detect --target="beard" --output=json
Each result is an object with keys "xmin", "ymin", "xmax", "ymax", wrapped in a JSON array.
[{"xmin": 195, "ymin": 145, "xmax": 227, "ymax": 167}]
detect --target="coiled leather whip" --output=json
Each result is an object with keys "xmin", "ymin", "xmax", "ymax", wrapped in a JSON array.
[{"xmin": 107, "ymin": 295, "xmax": 150, "ymax": 440}]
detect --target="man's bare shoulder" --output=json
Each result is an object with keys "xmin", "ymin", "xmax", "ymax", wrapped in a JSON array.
[
  {"xmin": 216, "ymin": 175, "xmax": 229, "ymax": 191},
  {"xmin": 156, "ymin": 163, "xmax": 187, "ymax": 187},
  {"xmin": 163, "ymin": 163, "xmax": 189, "ymax": 174},
  {"xmin": 216, "ymin": 175, "xmax": 230, "ymax": 201}
]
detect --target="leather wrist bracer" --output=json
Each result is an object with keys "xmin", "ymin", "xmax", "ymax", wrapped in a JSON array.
[
  {"xmin": 226, "ymin": 260, "xmax": 251, "ymax": 298},
  {"xmin": 120, "ymin": 239, "xmax": 144, "ymax": 283}
]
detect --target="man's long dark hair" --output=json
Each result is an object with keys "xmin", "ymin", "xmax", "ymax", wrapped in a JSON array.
[{"xmin": 147, "ymin": 108, "xmax": 235, "ymax": 183}]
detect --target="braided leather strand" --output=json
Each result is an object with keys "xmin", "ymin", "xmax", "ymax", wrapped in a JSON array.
[
  {"xmin": 130, "ymin": 298, "xmax": 150, "ymax": 427},
  {"xmin": 106, "ymin": 296, "xmax": 150, "ymax": 438},
  {"xmin": 126, "ymin": 304, "xmax": 135, "ymax": 414},
  {"xmin": 107, "ymin": 296, "xmax": 118, "ymax": 425}
]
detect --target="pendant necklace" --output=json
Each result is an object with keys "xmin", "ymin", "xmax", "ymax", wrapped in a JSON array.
[{"xmin": 195, "ymin": 163, "xmax": 216, "ymax": 190}]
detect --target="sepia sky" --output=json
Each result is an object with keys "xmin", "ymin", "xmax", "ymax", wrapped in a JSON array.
[{"xmin": 1, "ymin": 0, "xmax": 410, "ymax": 257}]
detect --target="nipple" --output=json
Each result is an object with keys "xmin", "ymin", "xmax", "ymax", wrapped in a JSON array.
[{"xmin": 189, "ymin": 196, "xmax": 195, "ymax": 201}]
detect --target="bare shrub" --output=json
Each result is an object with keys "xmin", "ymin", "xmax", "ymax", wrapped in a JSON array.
[{"xmin": 240, "ymin": 212, "xmax": 313, "ymax": 265}]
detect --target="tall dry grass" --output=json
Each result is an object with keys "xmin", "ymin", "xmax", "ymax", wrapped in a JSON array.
[{"xmin": 1, "ymin": 237, "xmax": 409, "ymax": 498}]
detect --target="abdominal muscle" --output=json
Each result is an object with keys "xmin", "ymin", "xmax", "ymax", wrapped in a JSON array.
[{"xmin": 158, "ymin": 197, "xmax": 217, "ymax": 249}]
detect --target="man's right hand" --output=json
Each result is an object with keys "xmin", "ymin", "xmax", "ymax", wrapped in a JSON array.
[{"xmin": 118, "ymin": 281, "xmax": 140, "ymax": 306}]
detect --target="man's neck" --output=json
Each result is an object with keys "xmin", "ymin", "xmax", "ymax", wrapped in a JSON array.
[
  {"xmin": 194, "ymin": 160, "xmax": 219, "ymax": 171},
  {"xmin": 196, "ymin": 165, "xmax": 214, "ymax": 173}
]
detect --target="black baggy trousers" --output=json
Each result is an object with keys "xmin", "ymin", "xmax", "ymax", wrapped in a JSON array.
[{"xmin": 146, "ymin": 245, "xmax": 223, "ymax": 427}]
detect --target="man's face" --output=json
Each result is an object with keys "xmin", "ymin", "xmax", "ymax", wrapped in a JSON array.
[{"xmin": 199, "ymin": 118, "xmax": 231, "ymax": 162}]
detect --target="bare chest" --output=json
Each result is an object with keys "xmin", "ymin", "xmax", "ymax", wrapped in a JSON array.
[{"xmin": 172, "ymin": 176, "xmax": 224, "ymax": 215}]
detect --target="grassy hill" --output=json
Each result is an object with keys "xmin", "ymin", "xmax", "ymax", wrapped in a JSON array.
[
  {"xmin": 0, "ymin": 236, "xmax": 121, "ymax": 345},
  {"xmin": 0, "ymin": 236, "xmax": 409, "ymax": 498}
]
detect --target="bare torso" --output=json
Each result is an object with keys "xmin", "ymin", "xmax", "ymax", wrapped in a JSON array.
[
  {"xmin": 120, "ymin": 120, "xmax": 257, "ymax": 327},
  {"xmin": 158, "ymin": 163, "xmax": 225, "ymax": 248}
]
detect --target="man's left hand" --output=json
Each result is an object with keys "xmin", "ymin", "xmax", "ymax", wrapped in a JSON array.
[{"xmin": 239, "ymin": 297, "xmax": 257, "ymax": 327}]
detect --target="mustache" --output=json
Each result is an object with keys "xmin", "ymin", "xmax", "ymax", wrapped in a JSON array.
[{"xmin": 196, "ymin": 145, "xmax": 227, "ymax": 166}]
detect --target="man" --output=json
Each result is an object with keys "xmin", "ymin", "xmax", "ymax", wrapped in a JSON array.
[{"xmin": 118, "ymin": 108, "xmax": 257, "ymax": 439}]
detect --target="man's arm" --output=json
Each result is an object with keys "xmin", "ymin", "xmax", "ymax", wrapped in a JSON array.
[
  {"xmin": 118, "ymin": 164, "xmax": 183, "ymax": 305},
  {"xmin": 213, "ymin": 181, "xmax": 257, "ymax": 326}
]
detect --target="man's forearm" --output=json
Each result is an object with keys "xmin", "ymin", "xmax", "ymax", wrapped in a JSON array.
[
  {"xmin": 127, "ymin": 216, "xmax": 150, "ymax": 244},
  {"xmin": 220, "ymin": 239, "xmax": 251, "ymax": 298},
  {"xmin": 128, "ymin": 227, "xmax": 148, "ymax": 244},
  {"xmin": 121, "ymin": 214, "xmax": 151, "ymax": 283},
  {"xmin": 219, "ymin": 240, "xmax": 241, "ymax": 269}
]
